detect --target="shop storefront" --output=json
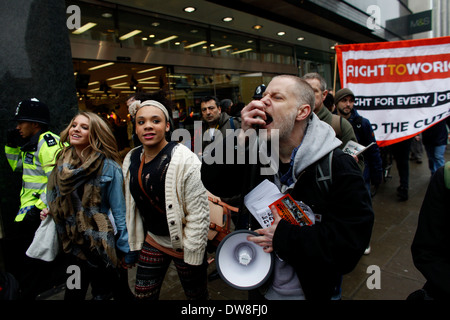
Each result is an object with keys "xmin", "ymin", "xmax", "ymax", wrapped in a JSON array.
[{"xmin": 68, "ymin": 0, "xmax": 336, "ymax": 151}]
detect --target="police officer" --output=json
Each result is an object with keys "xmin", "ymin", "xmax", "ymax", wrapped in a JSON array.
[{"xmin": 4, "ymin": 98, "xmax": 62, "ymax": 299}]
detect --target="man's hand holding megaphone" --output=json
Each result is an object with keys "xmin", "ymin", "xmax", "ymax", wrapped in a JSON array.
[{"xmin": 247, "ymin": 205, "xmax": 281, "ymax": 253}]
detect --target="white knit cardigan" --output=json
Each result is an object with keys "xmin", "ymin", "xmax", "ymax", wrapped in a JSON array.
[{"xmin": 122, "ymin": 143, "xmax": 210, "ymax": 266}]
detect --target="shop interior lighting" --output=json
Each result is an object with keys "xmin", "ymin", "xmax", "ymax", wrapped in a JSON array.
[
  {"xmin": 222, "ymin": 17, "xmax": 233, "ymax": 22},
  {"xmin": 137, "ymin": 66, "xmax": 164, "ymax": 74},
  {"xmin": 154, "ymin": 35, "xmax": 178, "ymax": 45},
  {"xmin": 183, "ymin": 7, "xmax": 196, "ymax": 13},
  {"xmin": 184, "ymin": 40, "xmax": 207, "ymax": 49},
  {"xmin": 297, "ymin": 37, "xmax": 305, "ymax": 41},
  {"xmin": 231, "ymin": 48, "xmax": 253, "ymax": 54},
  {"xmin": 277, "ymin": 31, "xmax": 286, "ymax": 36},
  {"xmin": 211, "ymin": 44, "xmax": 232, "ymax": 52},
  {"xmin": 110, "ymin": 82, "xmax": 128, "ymax": 87},
  {"xmin": 106, "ymin": 74, "xmax": 127, "ymax": 81},
  {"xmin": 138, "ymin": 76, "xmax": 157, "ymax": 81},
  {"xmin": 88, "ymin": 62, "xmax": 114, "ymax": 71},
  {"xmin": 252, "ymin": 25, "xmax": 263, "ymax": 30},
  {"xmin": 119, "ymin": 30, "xmax": 142, "ymax": 40},
  {"xmin": 72, "ymin": 22, "xmax": 97, "ymax": 34}
]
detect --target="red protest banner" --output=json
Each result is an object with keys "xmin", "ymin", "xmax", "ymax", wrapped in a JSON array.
[{"xmin": 336, "ymin": 37, "xmax": 450, "ymax": 147}]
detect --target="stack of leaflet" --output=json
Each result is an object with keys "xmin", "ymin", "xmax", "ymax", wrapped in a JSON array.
[
  {"xmin": 244, "ymin": 179, "xmax": 315, "ymax": 228},
  {"xmin": 244, "ymin": 179, "xmax": 284, "ymax": 228}
]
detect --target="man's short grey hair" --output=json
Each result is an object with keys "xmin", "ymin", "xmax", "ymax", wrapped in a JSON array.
[
  {"xmin": 272, "ymin": 75, "xmax": 315, "ymax": 115},
  {"xmin": 301, "ymin": 72, "xmax": 328, "ymax": 92}
]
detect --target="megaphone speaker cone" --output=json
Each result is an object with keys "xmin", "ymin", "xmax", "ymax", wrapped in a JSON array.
[{"xmin": 215, "ymin": 230, "xmax": 274, "ymax": 290}]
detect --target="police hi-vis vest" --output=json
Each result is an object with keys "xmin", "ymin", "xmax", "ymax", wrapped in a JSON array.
[{"xmin": 4, "ymin": 131, "xmax": 61, "ymax": 222}]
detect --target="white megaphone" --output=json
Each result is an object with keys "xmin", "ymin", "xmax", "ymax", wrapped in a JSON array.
[{"xmin": 215, "ymin": 230, "xmax": 274, "ymax": 290}]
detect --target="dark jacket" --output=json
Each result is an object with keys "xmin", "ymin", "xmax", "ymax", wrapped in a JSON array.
[
  {"xmin": 411, "ymin": 164, "xmax": 450, "ymax": 299},
  {"xmin": 347, "ymin": 109, "xmax": 383, "ymax": 186},
  {"xmin": 273, "ymin": 148, "xmax": 373, "ymax": 299},
  {"xmin": 422, "ymin": 119, "xmax": 448, "ymax": 147},
  {"xmin": 317, "ymin": 105, "xmax": 364, "ymax": 172},
  {"xmin": 201, "ymin": 112, "xmax": 241, "ymax": 150}
]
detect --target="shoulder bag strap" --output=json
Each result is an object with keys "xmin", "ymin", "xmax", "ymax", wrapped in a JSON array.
[{"xmin": 138, "ymin": 154, "xmax": 165, "ymax": 214}]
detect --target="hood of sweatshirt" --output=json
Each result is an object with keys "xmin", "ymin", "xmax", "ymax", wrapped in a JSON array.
[{"xmin": 276, "ymin": 113, "xmax": 341, "ymax": 192}]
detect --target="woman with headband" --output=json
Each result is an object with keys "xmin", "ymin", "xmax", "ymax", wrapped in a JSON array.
[{"xmin": 123, "ymin": 99, "xmax": 210, "ymax": 300}]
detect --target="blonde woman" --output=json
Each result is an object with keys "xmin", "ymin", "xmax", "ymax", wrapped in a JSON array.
[
  {"xmin": 124, "ymin": 99, "xmax": 209, "ymax": 300},
  {"xmin": 42, "ymin": 112, "xmax": 133, "ymax": 300}
]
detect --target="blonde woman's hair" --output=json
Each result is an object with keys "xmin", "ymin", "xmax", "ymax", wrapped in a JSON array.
[{"xmin": 58, "ymin": 111, "xmax": 122, "ymax": 164}]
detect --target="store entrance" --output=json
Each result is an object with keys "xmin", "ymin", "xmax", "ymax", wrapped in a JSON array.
[{"xmin": 73, "ymin": 59, "xmax": 265, "ymax": 154}]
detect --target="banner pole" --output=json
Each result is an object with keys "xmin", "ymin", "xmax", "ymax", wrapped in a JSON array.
[{"xmin": 333, "ymin": 43, "xmax": 338, "ymax": 94}]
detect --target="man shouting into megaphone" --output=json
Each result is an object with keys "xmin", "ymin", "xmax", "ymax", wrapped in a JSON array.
[{"xmin": 201, "ymin": 75, "xmax": 374, "ymax": 300}]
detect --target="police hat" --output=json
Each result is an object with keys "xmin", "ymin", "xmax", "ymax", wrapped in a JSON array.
[{"xmin": 13, "ymin": 98, "xmax": 50, "ymax": 125}]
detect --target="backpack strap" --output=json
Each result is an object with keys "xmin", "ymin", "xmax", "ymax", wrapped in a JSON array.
[
  {"xmin": 316, "ymin": 151, "xmax": 333, "ymax": 195},
  {"xmin": 229, "ymin": 117, "xmax": 235, "ymax": 130},
  {"xmin": 331, "ymin": 115, "xmax": 342, "ymax": 138}
]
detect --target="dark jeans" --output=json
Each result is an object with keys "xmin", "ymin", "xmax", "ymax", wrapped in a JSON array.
[
  {"xmin": 391, "ymin": 138, "xmax": 412, "ymax": 189},
  {"xmin": 63, "ymin": 253, "xmax": 133, "ymax": 300}
]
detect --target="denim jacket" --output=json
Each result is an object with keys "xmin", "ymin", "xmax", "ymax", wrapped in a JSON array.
[{"xmin": 100, "ymin": 159, "xmax": 130, "ymax": 255}]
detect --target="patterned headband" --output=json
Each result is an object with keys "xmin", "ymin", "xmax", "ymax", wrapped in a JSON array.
[{"xmin": 128, "ymin": 99, "xmax": 169, "ymax": 121}]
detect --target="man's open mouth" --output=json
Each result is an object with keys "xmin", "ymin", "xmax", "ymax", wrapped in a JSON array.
[{"xmin": 265, "ymin": 113, "xmax": 273, "ymax": 125}]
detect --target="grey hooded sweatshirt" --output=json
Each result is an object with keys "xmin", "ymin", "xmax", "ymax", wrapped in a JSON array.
[{"xmin": 266, "ymin": 113, "xmax": 341, "ymax": 300}]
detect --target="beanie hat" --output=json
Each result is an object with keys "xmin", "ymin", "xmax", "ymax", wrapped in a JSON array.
[{"xmin": 334, "ymin": 88, "xmax": 355, "ymax": 104}]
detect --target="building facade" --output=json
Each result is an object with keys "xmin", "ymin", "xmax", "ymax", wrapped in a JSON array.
[{"xmin": 0, "ymin": 0, "xmax": 447, "ymax": 249}]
